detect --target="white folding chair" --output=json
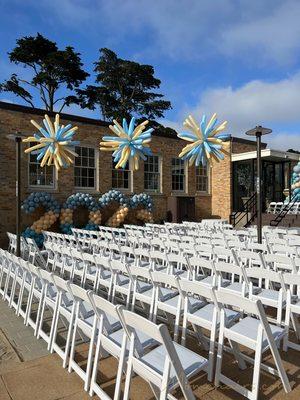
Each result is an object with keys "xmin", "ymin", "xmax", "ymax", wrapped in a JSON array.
[
  {"xmin": 120, "ymin": 309, "xmax": 208, "ymax": 400},
  {"xmin": 215, "ymin": 290, "xmax": 291, "ymax": 400}
]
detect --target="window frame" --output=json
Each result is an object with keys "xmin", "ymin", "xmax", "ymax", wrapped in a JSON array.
[
  {"xmin": 171, "ymin": 157, "xmax": 187, "ymax": 193},
  {"xmin": 74, "ymin": 145, "xmax": 98, "ymax": 191},
  {"xmin": 144, "ymin": 154, "xmax": 162, "ymax": 193},
  {"xmin": 111, "ymin": 158, "xmax": 133, "ymax": 192},
  {"xmin": 28, "ymin": 144, "xmax": 56, "ymax": 189},
  {"xmin": 196, "ymin": 163, "xmax": 210, "ymax": 194}
]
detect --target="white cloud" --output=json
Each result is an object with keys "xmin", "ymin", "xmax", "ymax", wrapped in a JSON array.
[
  {"xmin": 163, "ymin": 72, "xmax": 300, "ymax": 150},
  {"xmin": 30, "ymin": 0, "xmax": 300, "ymax": 64},
  {"xmin": 220, "ymin": 0, "xmax": 300, "ymax": 64}
]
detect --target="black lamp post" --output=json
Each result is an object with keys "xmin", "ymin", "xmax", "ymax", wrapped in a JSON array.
[
  {"xmin": 245, "ymin": 125, "xmax": 272, "ymax": 243},
  {"xmin": 7, "ymin": 132, "xmax": 27, "ymax": 257}
]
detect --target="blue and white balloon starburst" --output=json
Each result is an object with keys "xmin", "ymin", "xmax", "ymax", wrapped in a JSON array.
[
  {"xmin": 178, "ymin": 113, "xmax": 230, "ymax": 166},
  {"xmin": 23, "ymin": 114, "xmax": 80, "ymax": 171},
  {"xmin": 100, "ymin": 117, "xmax": 153, "ymax": 170}
]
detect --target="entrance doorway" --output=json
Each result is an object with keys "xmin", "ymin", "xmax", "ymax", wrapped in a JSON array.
[{"xmin": 233, "ymin": 159, "xmax": 291, "ymax": 212}]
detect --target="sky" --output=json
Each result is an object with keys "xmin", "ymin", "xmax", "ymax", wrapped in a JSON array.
[{"xmin": 1, "ymin": 0, "xmax": 300, "ymax": 150}]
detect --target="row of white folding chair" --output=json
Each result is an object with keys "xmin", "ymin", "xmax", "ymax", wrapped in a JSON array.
[
  {"xmin": 0, "ymin": 249, "xmax": 210, "ymax": 399},
  {"xmin": 2, "ymin": 249, "xmax": 296, "ymax": 399}
]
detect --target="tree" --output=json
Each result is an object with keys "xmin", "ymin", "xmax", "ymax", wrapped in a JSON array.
[
  {"xmin": 0, "ymin": 33, "xmax": 89, "ymax": 112},
  {"xmin": 77, "ymin": 48, "xmax": 171, "ymax": 121}
]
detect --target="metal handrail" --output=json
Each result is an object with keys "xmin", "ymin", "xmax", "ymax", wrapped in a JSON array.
[
  {"xmin": 230, "ymin": 192, "xmax": 257, "ymax": 227},
  {"xmin": 270, "ymin": 195, "xmax": 297, "ymax": 227}
]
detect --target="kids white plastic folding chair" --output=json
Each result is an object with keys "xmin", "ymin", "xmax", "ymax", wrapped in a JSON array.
[
  {"xmin": 247, "ymin": 267, "xmax": 286, "ymax": 325},
  {"xmin": 282, "ymin": 272, "xmax": 300, "ymax": 352},
  {"xmin": 214, "ymin": 290, "xmax": 291, "ymax": 400},
  {"xmin": 178, "ymin": 279, "xmax": 240, "ymax": 381},
  {"xmin": 119, "ymin": 308, "xmax": 208, "ymax": 400}
]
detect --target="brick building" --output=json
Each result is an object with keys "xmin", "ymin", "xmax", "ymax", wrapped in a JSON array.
[{"xmin": 0, "ymin": 101, "xmax": 299, "ymax": 247}]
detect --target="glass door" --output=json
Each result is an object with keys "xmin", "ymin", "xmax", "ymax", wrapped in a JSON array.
[{"xmin": 233, "ymin": 160, "xmax": 254, "ymax": 211}]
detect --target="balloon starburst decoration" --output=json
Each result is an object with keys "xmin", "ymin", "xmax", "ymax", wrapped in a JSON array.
[
  {"xmin": 23, "ymin": 114, "xmax": 80, "ymax": 171},
  {"xmin": 100, "ymin": 117, "xmax": 153, "ymax": 170},
  {"xmin": 178, "ymin": 113, "xmax": 230, "ymax": 166}
]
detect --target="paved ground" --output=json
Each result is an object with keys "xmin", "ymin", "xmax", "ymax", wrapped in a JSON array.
[{"xmin": 1, "ymin": 297, "xmax": 300, "ymax": 400}]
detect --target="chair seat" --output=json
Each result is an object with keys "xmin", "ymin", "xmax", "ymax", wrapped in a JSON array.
[
  {"xmin": 140, "ymin": 342, "xmax": 208, "ymax": 388},
  {"xmin": 200, "ymin": 276, "xmax": 230, "ymax": 287},
  {"xmin": 222, "ymin": 282, "xmax": 245, "ymax": 295},
  {"xmin": 252, "ymin": 288, "xmax": 282, "ymax": 303},
  {"xmin": 109, "ymin": 328, "xmax": 156, "ymax": 349},
  {"xmin": 191, "ymin": 303, "xmax": 239, "ymax": 326},
  {"xmin": 116, "ymin": 275, "xmax": 130, "ymax": 286},
  {"xmin": 228, "ymin": 316, "xmax": 285, "ymax": 349},
  {"xmin": 137, "ymin": 281, "xmax": 153, "ymax": 293}
]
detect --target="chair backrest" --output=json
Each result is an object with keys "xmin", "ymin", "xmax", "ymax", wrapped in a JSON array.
[
  {"xmin": 264, "ymin": 253, "xmax": 296, "ymax": 273},
  {"xmin": 177, "ymin": 278, "xmax": 217, "ymax": 306},
  {"xmin": 216, "ymin": 289, "xmax": 260, "ymax": 316},
  {"xmin": 88, "ymin": 291, "xmax": 121, "ymax": 335}
]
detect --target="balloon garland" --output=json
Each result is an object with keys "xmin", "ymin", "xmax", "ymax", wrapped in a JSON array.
[
  {"xmin": 291, "ymin": 161, "xmax": 300, "ymax": 201},
  {"xmin": 60, "ymin": 193, "xmax": 100, "ymax": 234},
  {"xmin": 100, "ymin": 117, "xmax": 153, "ymax": 170},
  {"xmin": 130, "ymin": 193, "xmax": 153, "ymax": 211},
  {"xmin": 21, "ymin": 192, "xmax": 61, "ymax": 246},
  {"xmin": 107, "ymin": 206, "xmax": 129, "ymax": 228},
  {"xmin": 22, "ymin": 190, "xmax": 154, "ymax": 244},
  {"xmin": 98, "ymin": 190, "xmax": 128, "ymax": 209},
  {"xmin": 23, "ymin": 114, "xmax": 80, "ymax": 171},
  {"xmin": 178, "ymin": 113, "xmax": 230, "ymax": 166}
]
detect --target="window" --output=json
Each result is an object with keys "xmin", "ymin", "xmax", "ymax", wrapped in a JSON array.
[
  {"xmin": 74, "ymin": 146, "xmax": 96, "ymax": 189},
  {"xmin": 28, "ymin": 145, "xmax": 55, "ymax": 188},
  {"xmin": 144, "ymin": 155, "xmax": 161, "ymax": 192},
  {"xmin": 172, "ymin": 158, "xmax": 185, "ymax": 191},
  {"xmin": 196, "ymin": 164, "xmax": 209, "ymax": 193},
  {"xmin": 112, "ymin": 160, "xmax": 131, "ymax": 190}
]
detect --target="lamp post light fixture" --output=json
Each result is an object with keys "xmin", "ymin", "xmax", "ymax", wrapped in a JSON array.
[
  {"xmin": 245, "ymin": 125, "xmax": 272, "ymax": 243},
  {"xmin": 6, "ymin": 132, "xmax": 27, "ymax": 257}
]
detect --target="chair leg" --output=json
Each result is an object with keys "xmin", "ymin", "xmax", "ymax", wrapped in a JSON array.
[
  {"xmin": 251, "ymin": 328, "xmax": 263, "ymax": 400},
  {"xmin": 214, "ymin": 317, "xmax": 225, "ymax": 387},
  {"xmin": 229, "ymin": 340, "xmax": 247, "ymax": 370}
]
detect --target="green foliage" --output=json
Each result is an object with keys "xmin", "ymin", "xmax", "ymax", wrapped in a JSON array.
[
  {"xmin": 77, "ymin": 48, "xmax": 171, "ymax": 121},
  {"xmin": 0, "ymin": 33, "xmax": 89, "ymax": 111}
]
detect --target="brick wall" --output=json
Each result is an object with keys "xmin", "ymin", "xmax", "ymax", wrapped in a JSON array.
[{"xmin": 0, "ymin": 102, "xmax": 262, "ymax": 248}]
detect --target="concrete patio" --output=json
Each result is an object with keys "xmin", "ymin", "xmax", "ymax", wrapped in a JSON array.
[{"xmin": 1, "ymin": 298, "xmax": 300, "ymax": 400}]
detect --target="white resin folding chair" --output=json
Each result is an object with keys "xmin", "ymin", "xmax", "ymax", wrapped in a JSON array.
[
  {"xmin": 247, "ymin": 267, "xmax": 286, "ymax": 325},
  {"xmin": 26, "ymin": 237, "xmax": 47, "ymax": 268},
  {"xmin": 94, "ymin": 256, "xmax": 113, "ymax": 299},
  {"xmin": 238, "ymin": 250, "xmax": 266, "ymax": 269},
  {"xmin": 151, "ymin": 271, "xmax": 182, "ymax": 341},
  {"xmin": 109, "ymin": 259, "xmax": 131, "ymax": 307},
  {"xmin": 179, "ymin": 279, "xmax": 240, "ymax": 381},
  {"xmin": 282, "ymin": 272, "xmax": 300, "ymax": 352},
  {"xmin": 215, "ymin": 261, "xmax": 249, "ymax": 297},
  {"xmin": 49, "ymin": 275, "xmax": 76, "ymax": 367},
  {"xmin": 120, "ymin": 309, "xmax": 208, "ymax": 400},
  {"xmin": 133, "ymin": 247, "xmax": 151, "ymax": 268},
  {"xmin": 150, "ymin": 250, "xmax": 168, "ymax": 272},
  {"xmin": 215, "ymin": 290, "xmax": 291, "ymax": 400},
  {"xmin": 88, "ymin": 293, "xmax": 157, "ymax": 399},
  {"xmin": 213, "ymin": 247, "xmax": 239, "ymax": 264},
  {"xmin": 128, "ymin": 265, "xmax": 155, "ymax": 318}
]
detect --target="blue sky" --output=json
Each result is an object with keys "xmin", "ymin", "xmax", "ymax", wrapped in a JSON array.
[{"xmin": 1, "ymin": 0, "xmax": 300, "ymax": 150}]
